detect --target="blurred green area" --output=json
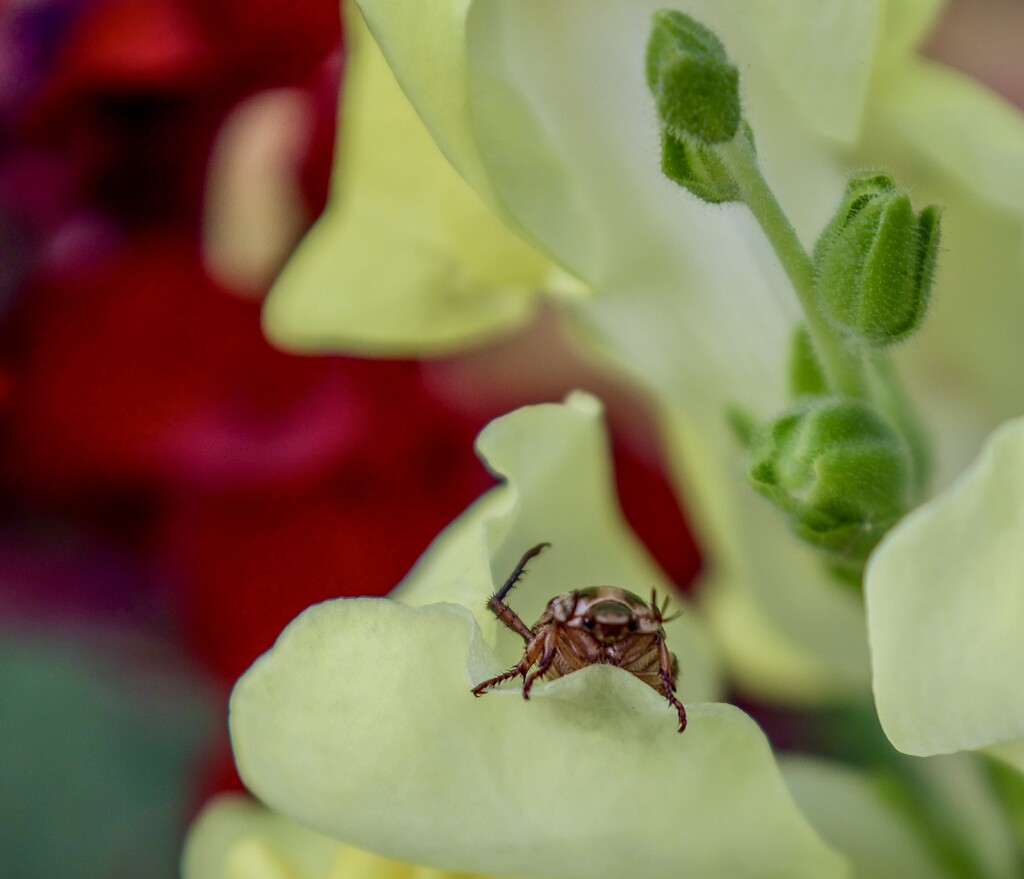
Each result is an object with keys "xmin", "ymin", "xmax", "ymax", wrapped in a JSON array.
[{"xmin": 0, "ymin": 629, "xmax": 218, "ymax": 879}]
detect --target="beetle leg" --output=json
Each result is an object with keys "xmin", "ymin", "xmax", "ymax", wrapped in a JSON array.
[
  {"xmin": 485, "ymin": 543, "xmax": 550, "ymax": 642},
  {"xmin": 521, "ymin": 628, "xmax": 560, "ymax": 700},
  {"xmin": 657, "ymin": 638, "xmax": 687, "ymax": 733},
  {"xmin": 471, "ymin": 630, "xmax": 546, "ymax": 697},
  {"xmin": 471, "ymin": 664, "xmax": 527, "ymax": 696},
  {"xmin": 486, "ymin": 602, "xmax": 533, "ymax": 643}
]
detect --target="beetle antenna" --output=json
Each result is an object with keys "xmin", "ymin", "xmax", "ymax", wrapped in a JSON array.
[
  {"xmin": 654, "ymin": 588, "xmax": 685, "ymax": 623},
  {"xmin": 661, "ymin": 600, "xmax": 685, "ymax": 623},
  {"xmin": 491, "ymin": 542, "xmax": 551, "ymax": 603}
]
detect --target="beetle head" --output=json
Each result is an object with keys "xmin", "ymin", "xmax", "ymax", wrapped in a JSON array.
[{"xmin": 564, "ymin": 586, "xmax": 664, "ymax": 643}]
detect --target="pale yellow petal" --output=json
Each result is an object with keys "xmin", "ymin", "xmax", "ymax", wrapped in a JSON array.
[
  {"xmin": 391, "ymin": 392, "xmax": 720, "ymax": 703},
  {"xmin": 263, "ymin": 6, "xmax": 548, "ymax": 354},
  {"xmin": 867, "ymin": 417, "xmax": 1024, "ymax": 758},
  {"xmin": 231, "ymin": 599, "xmax": 849, "ymax": 879},
  {"xmin": 182, "ymin": 795, "xmax": 340, "ymax": 879},
  {"xmin": 781, "ymin": 757, "xmax": 952, "ymax": 879}
]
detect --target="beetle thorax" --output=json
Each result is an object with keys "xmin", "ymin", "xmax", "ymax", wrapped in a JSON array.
[{"xmin": 553, "ymin": 586, "xmax": 663, "ymax": 643}]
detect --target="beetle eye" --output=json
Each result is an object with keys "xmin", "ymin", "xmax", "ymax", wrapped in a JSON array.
[
  {"xmin": 583, "ymin": 618, "xmax": 595, "ymax": 630},
  {"xmin": 627, "ymin": 619, "xmax": 638, "ymax": 631}
]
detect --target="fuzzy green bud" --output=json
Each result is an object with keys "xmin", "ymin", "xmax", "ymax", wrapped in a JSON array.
[
  {"xmin": 660, "ymin": 124, "xmax": 752, "ymax": 203},
  {"xmin": 646, "ymin": 10, "xmax": 741, "ymax": 145},
  {"xmin": 814, "ymin": 171, "xmax": 941, "ymax": 346},
  {"xmin": 748, "ymin": 396, "xmax": 912, "ymax": 572}
]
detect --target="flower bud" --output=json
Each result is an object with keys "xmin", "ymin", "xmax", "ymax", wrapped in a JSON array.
[
  {"xmin": 660, "ymin": 127, "xmax": 743, "ymax": 203},
  {"xmin": 814, "ymin": 171, "xmax": 941, "ymax": 346},
  {"xmin": 646, "ymin": 10, "xmax": 741, "ymax": 145},
  {"xmin": 748, "ymin": 396, "xmax": 912, "ymax": 570}
]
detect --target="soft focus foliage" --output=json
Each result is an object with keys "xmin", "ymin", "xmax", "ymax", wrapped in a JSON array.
[{"xmin": 0, "ymin": 631, "xmax": 214, "ymax": 879}]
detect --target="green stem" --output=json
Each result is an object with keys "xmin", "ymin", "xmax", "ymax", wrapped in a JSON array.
[
  {"xmin": 717, "ymin": 136, "xmax": 866, "ymax": 399},
  {"xmin": 866, "ymin": 351, "xmax": 931, "ymax": 502}
]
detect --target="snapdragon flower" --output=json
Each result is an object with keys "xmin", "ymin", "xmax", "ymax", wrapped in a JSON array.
[
  {"xmin": 191, "ymin": 0, "xmax": 1024, "ymax": 876},
  {"xmin": 185, "ymin": 757, "xmax": 1006, "ymax": 879},
  {"xmin": 264, "ymin": 1, "xmax": 874, "ymax": 696},
  {"xmin": 263, "ymin": 0, "xmax": 1024, "ymax": 704},
  {"xmin": 187, "ymin": 399, "xmax": 1020, "ymax": 878},
  {"xmin": 867, "ymin": 416, "xmax": 1024, "ymax": 771},
  {"xmin": 209, "ymin": 393, "xmax": 858, "ymax": 878},
  {"xmin": 260, "ymin": 5, "xmax": 557, "ymax": 353},
  {"xmin": 856, "ymin": 19, "xmax": 1024, "ymax": 771}
]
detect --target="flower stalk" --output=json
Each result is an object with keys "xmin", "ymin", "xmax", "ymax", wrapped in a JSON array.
[
  {"xmin": 716, "ymin": 135, "xmax": 868, "ymax": 400},
  {"xmin": 647, "ymin": 9, "xmax": 942, "ymax": 583}
]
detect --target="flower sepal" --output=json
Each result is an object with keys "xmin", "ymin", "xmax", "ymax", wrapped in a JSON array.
[
  {"xmin": 660, "ymin": 124, "xmax": 754, "ymax": 204},
  {"xmin": 787, "ymin": 325, "xmax": 828, "ymax": 398},
  {"xmin": 748, "ymin": 396, "xmax": 912, "ymax": 574}
]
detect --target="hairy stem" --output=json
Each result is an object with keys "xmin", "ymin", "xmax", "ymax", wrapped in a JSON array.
[{"xmin": 718, "ymin": 136, "xmax": 867, "ymax": 399}]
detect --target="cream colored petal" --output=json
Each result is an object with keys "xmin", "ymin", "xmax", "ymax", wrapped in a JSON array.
[
  {"xmin": 868, "ymin": 59, "xmax": 1024, "ymax": 216},
  {"xmin": 700, "ymin": 575, "xmax": 844, "ymax": 705},
  {"xmin": 874, "ymin": 0, "xmax": 945, "ymax": 68},
  {"xmin": 867, "ymin": 417, "xmax": 1024, "ymax": 758},
  {"xmin": 203, "ymin": 88, "xmax": 312, "ymax": 294},
  {"xmin": 391, "ymin": 392, "xmax": 721, "ymax": 704},
  {"xmin": 357, "ymin": 0, "xmax": 884, "ymax": 285},
  {"xmin": 781, "ymin": 757, "xmax": 952, "ymax": 879},
  {"xmin": 231, "ymin": 599, "xmax": 849, "ymax": 879},
  {"xmin": 783, "ymin": 752, "xmax": 1020, "ymax": 879},
  {"xmin": 182, "ymin": 795, "xmax": 341, "ymax": 879},
  {"xmin": 182, "ymin": 795, "xmax": 500, "ymax": 879},
  {"xmin": 263, "ymin": 5, "xmax": 548, "ymax": 354},
  {"xmin": 860, "ymin": 57, "xmax": 1024, "ymax": 438}
]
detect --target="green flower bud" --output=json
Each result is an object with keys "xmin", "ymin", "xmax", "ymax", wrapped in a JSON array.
[
  {"xmin": 660, "ymin": 127, "xmax": 744, "ymax": 203},
  {"xmin": 646, "ymin": 10, "xmax": 741, "ymax": 145},
  {"xmin": 814, "ymin": 171, "xmax": 942, "ymax": 346},
  {"xmin": 748, "ymin": 396, "xmax": 912, "ymax": 571}
]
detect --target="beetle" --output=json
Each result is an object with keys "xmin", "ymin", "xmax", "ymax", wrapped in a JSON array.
[{"xmin": 471, "ymin": 542, "xmax": 687, "ymax": 732}]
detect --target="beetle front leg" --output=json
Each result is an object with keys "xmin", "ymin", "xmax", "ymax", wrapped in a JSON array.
[
  {"xmin": 486, "ymin": 600, "xmax": 533, "ymax": 642},
  {"xmin": 485, "ymin": 542, "xmax": 550, "ymax": 642},
  {"xmin": 471, "ymin": 631, "xmax": 545, "ymax": 697},
  {"xmin": 521, "ymin": 628, "xmax": 559, "ymax": 700},
  {"xmin": 471, "ymin": 663, "xmax": 529, "ymax": 697},
  {"xmin": 658, "ymin": 638, "xmax": 687, "ymax": 733}
]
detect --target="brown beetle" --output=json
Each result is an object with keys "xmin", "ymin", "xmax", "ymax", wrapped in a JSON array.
[{"xmin": 471, "ymin": 543, "xmax": 687, "ymax": 732}]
